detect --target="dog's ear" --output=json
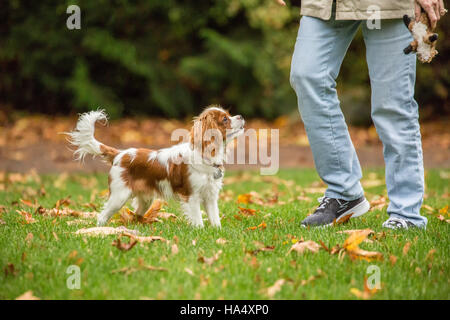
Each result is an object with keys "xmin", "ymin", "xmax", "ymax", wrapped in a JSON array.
[{"xmin": 403, "ymin": 15, "xmax": 411, "ymax": 28}]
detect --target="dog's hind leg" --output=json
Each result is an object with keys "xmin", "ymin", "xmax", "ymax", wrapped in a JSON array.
[
  {"xmin": 97, "ymin": 166, "xmax": 132, "ymax": 226},
  {"xmin": 132, "ymin": 196, "xmax": 153, "ymax": 222}
]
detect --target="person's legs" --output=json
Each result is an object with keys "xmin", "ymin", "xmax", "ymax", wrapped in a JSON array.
[
  {"xmin": 362, "ymin": 20, "xmax": 427, "ymax": 228},
  {"xmin": 290, "ymin": 15, "xmax": 364, "ymax": 201}
]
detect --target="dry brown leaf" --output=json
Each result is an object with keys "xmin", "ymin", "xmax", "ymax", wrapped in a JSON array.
[
  {"xmin": 439, "ymin": 205, "xmax": 448, "ymax": 215},
  {"xmin": 0, "ymin": 218, "xmax": 5, "ymax": 225},
  {"xmin": 40, "ymin": 207, "xmax": 97, "ymax": 219},
  {"xmin": 266, "ymin": 279, "xmax": 286, "ymax": 298},
  {"xmin": 15, "ymin": 290, "xmax": 40, "ymax": 300},
  {"xmin": 288, "ymin": 240, "xmax": 321, "ymax": 255},
  {"xmin": 16, "ymin": 210, "xmax": 36, "ymax": 224},
  {"xmin": 402, "ymin": 242, "xmax": 411, "ymax": 256},
  {"xmin": 300, "ymin": 269, "xmax": 326, "ymax": 286},
  {"xmin": 343, "ymin": 229, "xmax": 373, "ymax": 251},
  {"xmin": 426, "ymin": 249, "xmax": 436, "ymax": 261},
  {"xmin": 20, "ymin": 199, "xmax": 35, "ymax": 207},
  {"xmin": 369, "ymin": 196, "xmax": 387, "ymax": 211},
  {"xmin": 66, "ymin": 219, "xmax": 91, "ymax": 226},
  {"xmin": 389, "ymin": 255, "xmax": 398, "ymax": 266},
  {"xmin": 4, "ymin": 263, "xmax": 18, "ymax": 277},
  {"xmin": 112, "ymin": 234, "xmax": 137, "ymax": 251},
  {"xmin": 112, "ymin": 265, "xmax": 167, "ymax": 275},
  {"xmin": 184, "ymin": 268, "xmax": 195, "ymax": 276},
  {"xmin": 171, "ymin": 243, "xmax": 179, "ymax": 255},
  {"xmin": 333, "ymin": 213, "xmax": 353, "ymax": 225},
  {"xmin": 25, "ymin": 232, "xmax": 33, "ymax": 244},
  {"xmin": 343, "ymin": 229, "xmax": 383, "ymax": 262},
  {"xmin": 247, "ymin": 221, "xmax": 267, "ymax": 231},
  {"xmin": 55, "ymin": 196, "xmax": 71, "ymax": 209},
  {"xmin": 142, "ymin": 199, "xmax": 165, "ymax": 221},
  {"xmin": 350, "ymin": 276, "xmax": 380, "ymax": 300},
  {"xmin": 198, "ymin": 250, "xmax": 222, "ymax": 265},
  {"xmin": 126, "ymin": 234, "xmax": 166, "ymax": 243},
  {"xmin": 238, "ymin": 207, "xmax": 257, "ymax": 216},
  {"xmin": 337, "ymin": 229, "xmax": 375, "ymax": 235},
  {"xmin": 74, "ymin": 226, "xmax": 140, "ymax": 237},
  {"xmin": 422, "ymin": 204, "xmax": 435, "ymax": 213},
  {"xmin": 216, "ymin": 238, "xmax": 228, "ymax": 245},
  {"xmin": 157, "ymin": 212, "xmax": 177, "ymax": 220}
]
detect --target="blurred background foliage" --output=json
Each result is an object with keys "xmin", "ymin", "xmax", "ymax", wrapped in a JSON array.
[{"xmin": 0, "ymin": 0, "xmax": 448, "ymax": 124}]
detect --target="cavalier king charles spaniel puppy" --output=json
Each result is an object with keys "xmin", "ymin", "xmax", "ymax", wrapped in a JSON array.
[{"xmin": 67, "ymin": 106, "xmax": 245, "ymax": 227}]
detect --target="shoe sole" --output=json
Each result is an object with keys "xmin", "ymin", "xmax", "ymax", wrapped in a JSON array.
[{"xmin": 301, "ymin": 198, "xmax": 371, "ymax": 228}]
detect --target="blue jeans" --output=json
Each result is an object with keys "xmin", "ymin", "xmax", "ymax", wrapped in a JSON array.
[{"xmin": 290, "ymin": 15, "xmax": 427, "ymax": 228}]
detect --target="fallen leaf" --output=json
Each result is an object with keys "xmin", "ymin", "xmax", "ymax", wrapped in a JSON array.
[
  {"xmin": 266, "ymin": 279, "xmax": 286, "ymax": 298},
  {"xmin": 25, "ymin": 232, "xmax": 33, "ymax": 244},
  {"xmin": 238, "ymin": 207, "xmax": 257, "ymax": 216},
  {"xmin": 184, "ymin": 268, "xmax": 195, "ymax": 276},
  {"xmin": 16, "ymin": 210, "xmax": 36, "ymax": 224},
  {"xmin": 126, "ymin": 234, "xmax": 166, "ymax": 243},
  {"xmin": 4, "ymin": 263, "xmax": 18, "ymax": 277},
  {"xmin": 198, "ymin": 250, "xmax": 222, "ymax": 265},
  {"xmin": 288, "ymin": 240, "xmax": 321, "ymax": 255},
  {"xmin": 329, "ymin": 229, "xmax": 383, "ymax": 262},
  {"xmin": 300, "ymin": 269, "xmax": 326, "ymax": 286},
  {"xmin": 438, "ymin": 205, "xmax": 448, "ymax": 215},
  {"xmin": 389, "ymin": 255, "xmax": 397, "ymax": 266},
  {"xmin": 20, "ymin": 199, "xmax": 35, "ymax": 207},
  {"xmin": 216, "ymin": 238, "xmax": 228, "ymax": 245},
  {"xmin": 402, "ymin": 242, "xmax": 411, "ymax": 256},
  {"xmin": 15, "ymin": 290, "xmax": 40, "ymax": 300},
  {"xmin": 350, "ymin": 276, "xmax": 380, "ymax": 300},
  {"xmin": 112, "ymin": 234, "xmax": 137, "ymax": 251},
  {"xmin": 74, "ymin": 226, "xmax": 140, "ymax": 237},
  {"xmin": 425, "ymin": 249, "xmax": 436, "ymax": 261},
  {"xmin": 369, "ymin": 196, "xmax": 387, "ymax": 211},
  {"xmin": 247, "ymin": 221, "xmax": 267, "ymax": 231},
  {"xmin": 171, "ymin": 244, "xmax": 179, "ymax": 255},
  {"xmin": 112, "ymin": 265, "xmax": 167, "ymax": 275}
]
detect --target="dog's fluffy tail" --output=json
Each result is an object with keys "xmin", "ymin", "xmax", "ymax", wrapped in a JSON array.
[{"xmin": 66, "ymin": 109, "xmax": 119, "ymax": 164}]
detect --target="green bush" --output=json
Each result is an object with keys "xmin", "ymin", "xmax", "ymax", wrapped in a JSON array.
[{"xmin": 0, "ymin": 0, "xmax": 448, "ymax": 121}]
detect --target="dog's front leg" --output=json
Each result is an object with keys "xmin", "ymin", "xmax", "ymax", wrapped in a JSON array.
[
  {"xmin": 204, "ymin": 195, "xmax": 221, "ymax": 228},
  {"xmin": 182, "ymin": 197, "xmax": 204, "ymax": 227}
]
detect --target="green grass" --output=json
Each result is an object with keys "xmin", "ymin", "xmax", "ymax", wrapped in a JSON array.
[{"xmin": 0, "ymin": 169, "xmax": 449, "ymax": 300}]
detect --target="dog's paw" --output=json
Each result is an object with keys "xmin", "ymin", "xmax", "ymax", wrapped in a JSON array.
[{"xmin": 96, "ymin": 216, "xmax": 108, "ymax": 226}]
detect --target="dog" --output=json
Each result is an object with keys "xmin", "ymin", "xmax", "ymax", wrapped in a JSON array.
[{"xmin": 67, "ymin": 106, "xmax": 245, "ymax": 227}]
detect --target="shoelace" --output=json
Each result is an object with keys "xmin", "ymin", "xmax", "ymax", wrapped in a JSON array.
[
  {"xmin": 316, "ymin": 196, "xmax": 344, "ymax": 210},
  {"xmin": 316, "ymin": 196, "xmax": 331, "ymax": 211},
  {"xmin": 383, "ymin": 218, "xmax": 409, "ymax": 229}
]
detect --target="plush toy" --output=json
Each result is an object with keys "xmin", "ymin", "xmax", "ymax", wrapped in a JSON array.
[{"xmin": 403, "ymin": 12, "xmax": 438, "ymax": 63}]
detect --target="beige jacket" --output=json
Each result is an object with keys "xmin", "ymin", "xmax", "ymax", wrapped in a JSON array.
[{"xmin": 301, "ymin": 0, "xmax": 415, "ymax": 20}]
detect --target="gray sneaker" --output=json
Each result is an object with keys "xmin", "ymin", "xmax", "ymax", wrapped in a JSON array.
[
  {"xmin": 382, "ymin": 217, "xmax": 416, "ymax": 230},
  {"xmin": 301, "ymin": 196, "xmax": 370, "ymax": 227}
]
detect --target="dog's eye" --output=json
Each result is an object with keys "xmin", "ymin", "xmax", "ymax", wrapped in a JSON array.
[{"xmin": 223, "ymin": 116, "xmax": 228, "ymax": 123}]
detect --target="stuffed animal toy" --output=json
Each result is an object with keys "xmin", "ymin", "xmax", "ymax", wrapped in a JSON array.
[{"xmin": 403, "ymin": 12, "xmax": 439, "ymax": 63}]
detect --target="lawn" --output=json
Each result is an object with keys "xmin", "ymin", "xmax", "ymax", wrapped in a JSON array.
[{"xmin": 0, "ymin": 169, "xmax": 448, "ymax": 300}]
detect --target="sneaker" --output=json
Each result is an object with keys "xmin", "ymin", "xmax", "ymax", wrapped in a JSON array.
[
  {"xmin": 382, "ymin": 217, "xmax": 415, "ymax": 230},
  {"xmin": 301, "ymin": 196, "xmax": 370, "ymax": 227}
]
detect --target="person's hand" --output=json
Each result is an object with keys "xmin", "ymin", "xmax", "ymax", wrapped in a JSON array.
[
  {"xmin": 275, "ymin": 0, "xmax": 286, "ymax": 6},
  {"xmin": 415, "ymin": 0, "xmax": 446, "ymax": 29}
]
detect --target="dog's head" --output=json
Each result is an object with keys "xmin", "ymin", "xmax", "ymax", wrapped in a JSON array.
[{"xmin": 190, "ymin": 105, "xmax": 245, "ymax": 161}]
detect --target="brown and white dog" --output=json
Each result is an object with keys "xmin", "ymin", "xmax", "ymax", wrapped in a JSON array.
[{"xmin": 67, "ymin": 106, "xmax": 245, "ymax": 227}]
